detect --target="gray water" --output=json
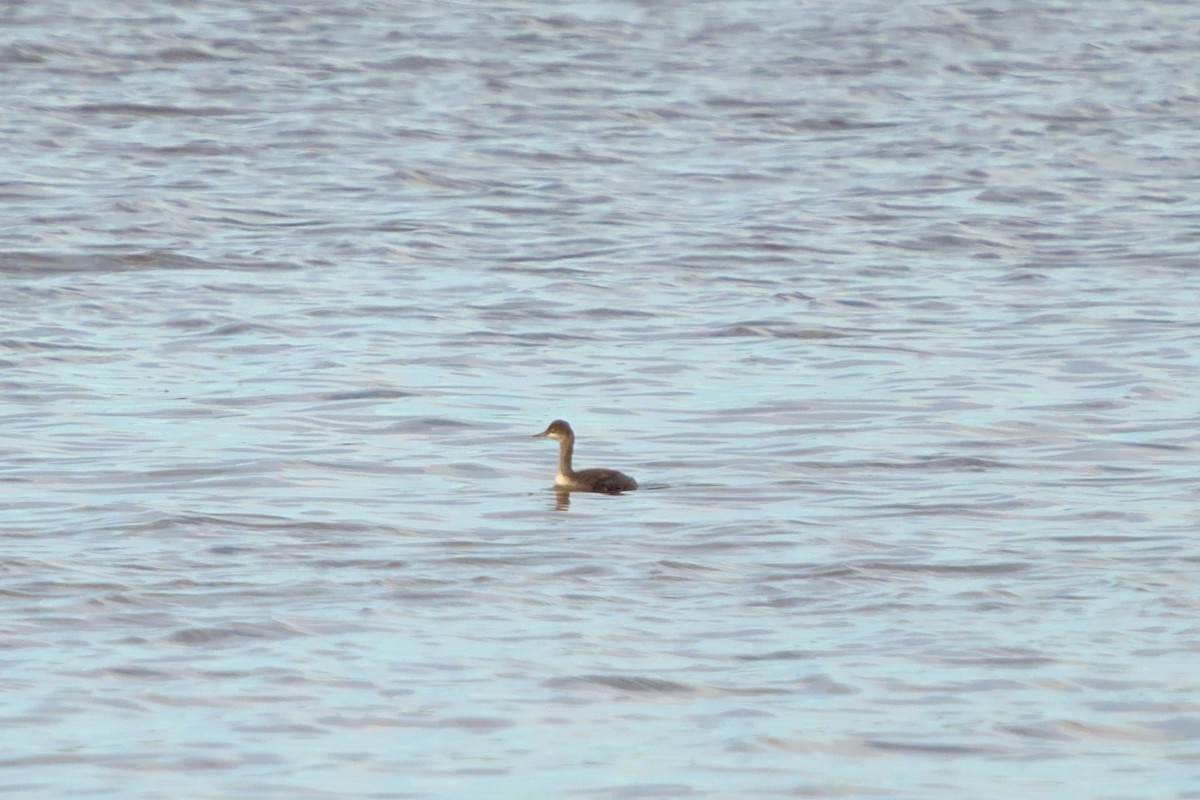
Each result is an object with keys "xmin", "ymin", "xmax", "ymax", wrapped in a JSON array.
[{"xmin": 3, "ymin": 1, "xmax": 1199, "ymax": 798}]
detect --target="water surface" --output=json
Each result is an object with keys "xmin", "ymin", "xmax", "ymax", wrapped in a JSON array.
[{"xmin": 3, "ymin": 1, "xmax": 1199, "ymax": 798}]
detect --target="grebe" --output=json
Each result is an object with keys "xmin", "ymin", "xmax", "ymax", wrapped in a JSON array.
[{"xmin": 533, "ymin": 419, "xmax": 638, "ymax": 494}]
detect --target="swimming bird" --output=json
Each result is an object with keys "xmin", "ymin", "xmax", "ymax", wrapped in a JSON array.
[{"xmin": 533, "ymin": 419, "xmax": 638, "ymax": 494}]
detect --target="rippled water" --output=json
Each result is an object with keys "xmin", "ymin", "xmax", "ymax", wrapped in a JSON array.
[{"xmin": 3, "ymin": 1, "xmax": 1199, "ymax": 798}]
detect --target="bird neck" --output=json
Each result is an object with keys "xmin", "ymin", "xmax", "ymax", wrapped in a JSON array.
[{"xmin": 557, "ymin": 435, "xmax": 576, "ymax": 480}]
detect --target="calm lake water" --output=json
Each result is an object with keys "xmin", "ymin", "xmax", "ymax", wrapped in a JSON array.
[{"xmin": 3, "ymin": 1, "xmax": 1199, "ymax": 798}]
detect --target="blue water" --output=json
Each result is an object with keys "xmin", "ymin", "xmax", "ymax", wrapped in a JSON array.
[{"xmin": 3, "ymin": 1, "xmax": 1199, "ymax": 798}]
